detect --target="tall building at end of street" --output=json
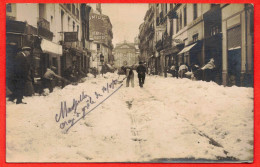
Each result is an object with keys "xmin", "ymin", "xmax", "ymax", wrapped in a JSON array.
[{"xmin": 113, "ymin": 40, "xmax": 140, "ymax": 68}]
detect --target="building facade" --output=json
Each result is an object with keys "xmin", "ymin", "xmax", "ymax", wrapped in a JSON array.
[
  {"xmin": 88, "ymin": 4, "xmax": 114, "ymax": 74},
  {"xmin": 6, "ymin": 3, "xmax": 92, "ymax": 77},
  {"xmin": 221, "ymin": 4, "xmax": 254, "ymax": 87},
  {"xmin": 138, "ymin": 3, "xmax": 254, "ymax": 87}
]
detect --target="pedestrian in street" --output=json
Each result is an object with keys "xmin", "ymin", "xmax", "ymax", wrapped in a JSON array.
[
  {"xmin": 136, "ymin": 61, "xmax": 146, "ymax": 88},
  {"xmin": 170, "ymin": 65, "xmax": 176, "ymax": 77},
  {"xmin": 201, "ymin": 58, "xmax": 216, "ymax": 82},
  {"xmin": 191, "ymin": 64, "xmax": 201, "ymax": 81},
  {"xmin": 178, "ymin": 63, "xmax": 188, "ymax": 79},
  {"xmin": 6, "ymin": 42, "xmax": 18, "ymax": 101},
  {"xmin": 10, "ymin": 47, "xmax": 31, "ymax": 104},
  {"xmin": 24, "ymin": 66, "xmax": 35, "ymax": 96},
  {"xmin": 43, "ymin": 66, "xmax": 63, "ymax": 93},
  {"xmin": 93, "ymin": 67, "xmax": 97, "ymax": 78},
  {"xmin": 125, "ymin": 66, "xmax": 134, "ymax": 87}
]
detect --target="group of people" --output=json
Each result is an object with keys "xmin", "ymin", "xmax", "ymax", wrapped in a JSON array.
[
  {"xmin": 6, "ymin": 45, "xmax": 80, "ymax": 104},
  {"xmin": 167, "ymin": 58, "xmax": 216, "ymax": 81},
  {"xmin": 121, "ymin": 61, "xmax": 147, "ymax": 88}
]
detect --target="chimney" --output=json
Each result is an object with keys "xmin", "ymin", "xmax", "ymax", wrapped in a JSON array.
[{"xmin": 96, "ymin": 4, "xmax": 102, "ymax": 14}]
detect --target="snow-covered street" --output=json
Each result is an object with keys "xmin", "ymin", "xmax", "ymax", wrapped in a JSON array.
[{"xmin": 6, "ymin": 72, "xmax": 254, "ymax": 162}]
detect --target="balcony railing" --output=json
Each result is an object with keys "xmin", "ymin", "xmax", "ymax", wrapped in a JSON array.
[{"xmin": 37, "ymin": 17, "xmax": 50, "ymax": 31}]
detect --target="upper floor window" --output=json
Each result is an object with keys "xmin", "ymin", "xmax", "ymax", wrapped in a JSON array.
[
  {"xmin": 72, "ymin": 4, "xmax": 75, "ymax": 15},
  {"xmin": 97, "ymin": 44, "xmax": 100, "ymax": 51},
  {"xmin": 193, "ymin": 4, "xmax": 197, "ymax": 20},
  {"xmin": 210, "ymin": 26, "xmax": 220, "ymax": 36},
  {"xmin": 184, "ymin": 6, "xmax": 187, "ymax": 27},
  {"xmin": 76, "ymin": 8, "xmax": 79, "ymax": 19},
  {"xmin": 176, "ymin": 12, "xmax": 179, "ymax": 33},
  {"xmin": 193, "ymin": 33, "xmax": 198, "ymax": 42},
  {"xmin": 179, "ymin": 10, "xmax": 182, "ymax": 29},
  {"xmin": 66, "ymin": 4, "xmax": 71, "ymax": 11},
  {"xmin": 68, "ymin": 16, "xmax": 70, "ymax": 30}
]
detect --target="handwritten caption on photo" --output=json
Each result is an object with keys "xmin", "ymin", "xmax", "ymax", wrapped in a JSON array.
[{"xmin": 55, "ymin": 79, "xmax": 123, "ymax": 133}]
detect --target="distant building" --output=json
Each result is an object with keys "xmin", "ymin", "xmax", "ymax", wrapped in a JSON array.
[
  {"xmin": 113, "ymin": 40, "xmax": 139, "ymax": 68},
  {"xmin": 88, "ymin": 4, "xmax": 114, "ymax": 73}
]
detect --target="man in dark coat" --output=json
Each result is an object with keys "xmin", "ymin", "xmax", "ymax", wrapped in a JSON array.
[
  {"xmin": 6, "ymin": 42, "xmax": 18, "ymax": 100},
  {"xmin": 136, "ymin": 61, "xmax": 146, "ymax": 88},
  {"xmin": 11, "ymin": 47, "xmax": 31, "ymax": 104}
]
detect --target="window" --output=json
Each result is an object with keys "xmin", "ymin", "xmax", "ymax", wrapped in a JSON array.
[
  {"xmin": 97, "ymin": 44, "xmax": 100, "ymax": 51},
  {"xmin": 193, "ymin": 34, "xmax": 198, "ymax": 42},
  {"xmin": 72, "ymin": 4, "xmax": 75, "ymax": 15},
  {"xmin": 184, "ymin": 6, "xmax": 187, "ymax": 27},
  {"xmin": 68, "ymin": 16, "xmax": 70, "ymax": 30},
  {"xmin": 76, "ymin": 8, "xmax": 79, "ymax": 19},
  {"xmin": 193, "ymin": 4, "xmax": 197, "ymax": 20},
  {"xmin": 179, "ymin": 10, "xmax": 182, "ymax": 29},
  {"xmin": 176, "ymin": 12, "xmax": 179, "ymax": 33},
  {"xmin": 210, "ymin": 26, "xmax": 220, "ymax": 36},
  {"xmin": 66, "ymin": 4, "xmax": 71, "ymax": 11},
  {"xmin": 61, "ymin": 10, "xmax": 64, "ymax": 32},
  {"xmin": 170, "ymin": 19, "xmax": 173, "ymax": 36},
  {"xmin": 6, "ymin": 4, "xmax": 12, "ymax": 12},
  {"xmin": 73, "ymin": 21, "xmax": 75, "ymax": 31}
]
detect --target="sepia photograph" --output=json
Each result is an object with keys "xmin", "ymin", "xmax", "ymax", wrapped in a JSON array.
[{"xmin": 5, "ymin": 3, "xmax": 254, "ymax": 163}]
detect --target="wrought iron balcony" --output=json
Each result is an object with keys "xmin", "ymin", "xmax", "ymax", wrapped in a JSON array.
[
  {"xmin": 37, "ymin": 18, "xmax": 53, "ymax": 41},
  {"xmin": 37, "ymin": 17, "xmax": 50, "ymax": 30}
]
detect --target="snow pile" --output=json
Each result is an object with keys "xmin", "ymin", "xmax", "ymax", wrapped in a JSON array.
[{"xmin": 6, "ymin": 72, "xmax": 253, "ymax": 162}]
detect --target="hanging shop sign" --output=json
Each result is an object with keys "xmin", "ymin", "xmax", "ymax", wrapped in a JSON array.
[{"xmin": 64, "ymin": 32, "xmax": 78, "ymax": 42}]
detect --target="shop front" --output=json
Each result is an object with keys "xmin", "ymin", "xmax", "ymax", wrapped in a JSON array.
[
  {"xmin": 177, "ymin": 41, "xmax": 202, "ymax": 67},
  {"xmin": 221, "ymin": 4, "xmax": 254, "ymax": 87}
]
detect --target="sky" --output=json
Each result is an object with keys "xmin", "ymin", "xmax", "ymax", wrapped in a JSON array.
[{"xmin": 89, "ymin": 3, "xmax": 148, "ymax": 45}]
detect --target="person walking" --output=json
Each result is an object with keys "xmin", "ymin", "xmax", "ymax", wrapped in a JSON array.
[
  {"xmin": 136, "ymin": 61, "xmax": 146, "ymax": 88},
  {"xmin": 125, "ymin": 66, "xmax": 134, "ymax": 87},
  {"xmin": 178, "ymin": 63, "xmax": 188, "ymax": 79},
  {"xmin": 201, "ymin": 58, "xmax": 216, "ymax": 82},
  {"xmin": 10, "ymin": 47, "xmax": 31, "ymax": 104}
]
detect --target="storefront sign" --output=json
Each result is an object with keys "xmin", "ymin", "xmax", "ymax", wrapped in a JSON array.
[
  {"xmin": 172, "ymin": 38, "xmax": 184, "ymax": 44},
  {"xmin": 41, "ymin": 39, "xmax": 62, "ymax": 55},
  {"xmin": 64, "ymin": 32, "xmax": 78, "ymax": 42},
  {"xmin": 89, "ymin": 13, "xmax": 108, "ymax": 43}
]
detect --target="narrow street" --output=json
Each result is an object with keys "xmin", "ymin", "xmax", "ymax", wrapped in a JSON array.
[{"xmin": 6, "ymin": 72, "xmax": 253, "ymax": 162}]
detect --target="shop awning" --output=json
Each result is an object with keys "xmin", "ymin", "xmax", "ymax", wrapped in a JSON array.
[
  {"xmin": 177, "ymin": 43, "xmax": 197, "ymax": 55},
  {"xmin": 41, "ymin": 39, "xmax": 62, "ymax": 55}
]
